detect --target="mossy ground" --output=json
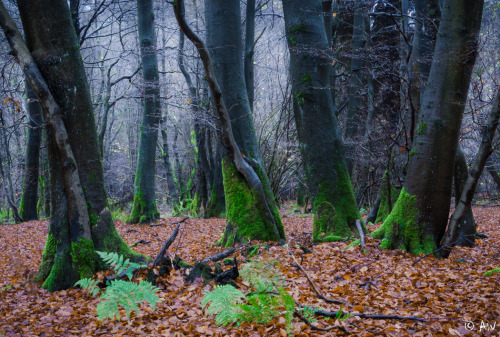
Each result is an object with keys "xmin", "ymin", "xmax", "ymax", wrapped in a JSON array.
[
  {"xmin": 371, "ymin": 188, "xmax": 437, "ymax": 255},
  {"xmin": 218, "ymin": 159, "xmax": 284, "ymax": 247}
]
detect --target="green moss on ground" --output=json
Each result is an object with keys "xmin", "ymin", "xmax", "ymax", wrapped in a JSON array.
[
  {"xmin": 483, "ymin": 268, "xmax": 500, "ymax": 276},
  {"xmin": 371, "ymin": 188, "xmax": 437, "ymax": 255}
]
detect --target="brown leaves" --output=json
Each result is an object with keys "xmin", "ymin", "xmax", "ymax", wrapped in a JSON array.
[{"xmin": 0, "ymin": 208, "xmax": 499, "ymax": 336}]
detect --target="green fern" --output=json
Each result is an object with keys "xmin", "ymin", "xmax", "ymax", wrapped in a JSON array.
[
  {"xmin": 96, "ymin": 251, "xmax": 147, "ymax": 280},
  {"xmin": 202, "ymin": 258, "xmax": 295, "ymax": 333},
  {"xmin": 201, "ymin": 284, "xmax": 245, "ymax": 326},
  {"xmin": 75, "ymin": 277, "xmax": 101, "ymax": 296},
  {"xmin": 97, "ymin": 280, "xmax": 161, "ymax": 321}
]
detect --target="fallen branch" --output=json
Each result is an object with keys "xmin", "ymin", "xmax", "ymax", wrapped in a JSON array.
[
  {"xmin": 125, "ymin": 229, "xmax": 138, "ymax": 233},
  {"xmin": 355, "ymin": 219, "xmax": 365, "ymax": 250},
  {"xmin": 287, "ymin": 244, "xmax": 345, "ymax": 304},
  {"xmin": 294, "ymin": 310, "xmax": 348, "ymax": 333},
  {"xmin": 152, "ymin": 224, "xmax": 181, "ymax": 266},
  {"xmin": 130, "ymin": 240, "xmax": 150, "ymax": 247},
  {"xmin": 201, "ymin": 247, "xmax": 236, "ymax": 264},
  {"xmin": 314, "ymin": 308, "xmax": 429, "ymax": 322},
  {"xmin": 150, "ymin": 216, "xmax": 189, "ymax": 227}
]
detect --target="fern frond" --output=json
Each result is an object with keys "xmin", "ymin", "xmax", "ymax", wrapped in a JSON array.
[
  {"xmin": 96, "ymin": 280, "xmax": 161, "ymax": 321},
  {"xmin": 75, "ymin": 278, "xmax": 101, "ymax": 296},
  {"xmin": 96, "ymin": 251, "xmax": 147, "ymax": 280},
  {"xmin": 240, "ymin": 259, "xmax": 283, "ymax": 292},
  {"xmin": 201, "ymin": 285, "xmax": 245, "ymax": 326}
]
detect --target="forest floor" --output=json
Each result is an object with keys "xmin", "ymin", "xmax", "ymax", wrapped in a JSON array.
[{"xmin": 0, "ymin": 205, "xmax": 499, "ymax": 337}]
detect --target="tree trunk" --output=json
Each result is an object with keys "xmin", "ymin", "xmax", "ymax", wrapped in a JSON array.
[
  {"xmin": 173, "ymin": 0, "xmax": 285, "ymax": 246},
  {"xmin": 344, "ymin": 3, "xmax": 368, "ymax": 175},
  {"xmin": 371, "ymin": 0, "xmax": 484, "ymax": 255},
  {"xmin": 204, "ymin": 130, "xmax": 226, "ymax": 218},
  {"xmin": 19, "ymin": 82, "xmax": 43, "ymax": 221},
  {"xmin": 0, "ymin": 0, "xmax": 145, "ymax": 291},
  {"xmin": 282, "ymin": 0, "xmax": 364, "ymax": 243},
  {"xmin": 450, "ymin": 146, "xmax": 476, "ymax": 247},
  {"xmin": 441, "ymin": 90, "xmax": 500, "ymax": 252},
  {"xmin": 128, "ymin": 0, "xmax": 161, "ymax": 224},
  {"xmin": 244, "ymin": 0, "xmax": 256, "ymax": 112}
]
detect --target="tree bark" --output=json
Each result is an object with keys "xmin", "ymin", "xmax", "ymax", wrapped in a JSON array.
[
  {"xmin": 19, "ymin": 82, "xmax": 43, "ymax": 221},
  {"xmin": 128, "ymin": 0, "xmax": 161, "ymax": 224},
  {"xmin": 173, "ymin": 0, "xmax": 285, "ymax": 246},
  {"xmin": 282, "ymin": 0, "xmax": 364, "ymax": 243},
  {"xmin": 244, "ymin": 0, "xmax": 256, "ymax": 112},
  {"xmin": 0, "ymin": 0, "xmax": 145, "ymax": 291},
  {"xmin": 371, "ymin": 0, "xmax": 484, "ymax": 255},
  {"xmin": 441, "ymin": 89, "xmax": 500, "ymax": 253}
]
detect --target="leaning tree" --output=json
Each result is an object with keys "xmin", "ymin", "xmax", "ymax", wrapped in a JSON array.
[
  {"xmin": 172, "ymin": 0, "xmax": 285, "ymax": 247},
  {"xmin": 0, "ymin": 0, "xmax": 144, "ymax": 291},
  {"xmin": 371, "ymin": 0, "xmax": 484, "ymax": 255}
]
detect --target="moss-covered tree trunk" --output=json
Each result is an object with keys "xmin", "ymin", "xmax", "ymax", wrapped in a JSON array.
[
  {"xmin": 128, "ymin": 0, "xmax": 161, "ymax": 224},
  {"xmin": 371, "ymin": 0, "xmax": 484, "ymax": 255},
  {"xmin": 6, "ymin": 0, "xmax": 145, "ymax": 291},
  {"xmin": 375, "ymin": 171, "xmax": 401, "ymax": 224},
  {"xmin": 19, "ymin": 83, "xmax": 43, "ymax": 221},
  {"xmin": 282, "ymin": 0, "xmax": 363, "ymax": 243},
  {"xmin": 203, "ymin": 0, "xmax": 284, "ymax": 246}
]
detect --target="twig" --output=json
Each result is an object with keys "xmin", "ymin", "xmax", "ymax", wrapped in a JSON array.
[
  {"xmin": 294, "ymin": 310, "xmax": 348, "ymax": 333},
  {"xmin": 152, "ymin": 224, "xmax": 181, "ymax": 266},
  {"xmin": 355, "ymin": 219, "xmax": 365, "ymax": 250},
  {"xmin": 287, "ymin": 244, "xmax": 345, "ymax": 304},
  {"xmin": 125, "ymin": 229, "xmax": 138, "ymax": 233},
  {"xmin": 201, "ymin": 247, "xmax": 236, "ymax": 264},
  {"xmin": 149, "ymin": 216, "xmax": 189, "ymax": 227},
  {"xmin": 314, "ymin": 308, "xmax": 429, "ymax": 322},
  {"xmin": 130, "ymin": 240, "xmax": 150, "ymax": 247}
]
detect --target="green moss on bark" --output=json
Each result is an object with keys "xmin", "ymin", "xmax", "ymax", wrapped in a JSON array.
[
  {"xmin": 127, "ymin": 189, "xmax": 159, "ymax": 224},
  {"xmin": 218, "ymin": 158, "xmax": 284, "ymax": 247},
  {"xmin": 312, "ymin": 164, "xmax": 363, "ymax": 243},
  {"xmin": 371, "ymin": 188, "xmax": 437, "ymax": 255},
  {"xmin": 375, "ymin": 183, "xmax": 401, "ymax": 224},
  {"xmin": 33, "ymin": 234, "xmax": 57, "ymax": 283},
  {"xmin": 70, "ymin": 238, "xmax": 95, "ymax": 279},
  {"xmin": 42, "ymin": 246, "xmax": 77, "ymax": 292}
]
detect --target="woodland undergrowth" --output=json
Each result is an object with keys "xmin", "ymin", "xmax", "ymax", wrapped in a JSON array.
[{"xmin": 0, "ymin": 204, "xmax": 498, "ymax": 336}]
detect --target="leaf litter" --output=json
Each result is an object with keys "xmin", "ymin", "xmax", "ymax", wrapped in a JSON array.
[{"xmin": 0, "ymin": 205, "xmax": 498, "ymax": 336}]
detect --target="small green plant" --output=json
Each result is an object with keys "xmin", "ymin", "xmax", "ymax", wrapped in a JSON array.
[
  {"xmin": 201, "ymin": 258, "xmax": 295, "ymax": 334},
  {"xmin": 335, "ymin": 305, "xmax": 352, "ymax": 321},
  {"xmin": 96, "ymin": 251, "xmax": 148, "ymax": 280},
  {"xmin": 75, "ymin": 252, "xmax": 160, "ymax": 321}
]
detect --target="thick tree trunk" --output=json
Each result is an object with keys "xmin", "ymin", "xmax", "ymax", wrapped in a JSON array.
[
  {"xmin": 244, "ymin": 0, "xmax": 256, "ymax": 112},
  {"xmin": 282, "ymin": 0, "xmax": 364, "ymax": 243},
  {"xmin": 204, "ymin": 130, "xmax": 226, "ymax": 218},
  {"xmin": 0, "ymin": 0, "xmax": 144, "ymax": 291},
  {"xmin": 128, "ymin": 0, "xmax": 161, "ymax": 224},
  {"xmin": 173, "ymin": 0, "xmax": 285, "ymax": 246},
  {"xmin": 344, "ymin": 3, "xmax": 368, "ymax": 175},
  {"xmin": 19, "ymin": 82, "xmax": 43, "ymax": 221},
  {"xmin": 409, "ymin": 0, "xmax": 440, "ymax": 116},
  {"xmin": 371, "ymin": 0, "xmax": 484, "ymax": 255}
]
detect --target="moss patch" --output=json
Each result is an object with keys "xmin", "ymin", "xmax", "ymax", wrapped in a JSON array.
[
  {"xmin": 33, "ymin": 234, "xmax": 57, "ymax": 283},
  {"xmin": 312, "ymin": 163, "xmax": 363, "ymax": 243},
  {"xmin": 127, "ymin": 189, "xmax": 159, "ymax": 224},
  {"xmin": 416, "ymin": 121, "xmax": 428, "ymax": 135},
  {"xmin": 70, "ymin": 237, "xmax": 95, "ymax": 279},
  {"xmin": 483, "ymin": 268, "xmax": 500, "ymax": 276},
  {"xmin": 218, "ymin": 158, "xmax": 284, "ymax": 247},
  {"xmin": 371, "ymin": 188, "xmax": 437, "ymax": 255}
]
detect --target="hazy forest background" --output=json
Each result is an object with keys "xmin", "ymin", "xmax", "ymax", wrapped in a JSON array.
[{"xmin": 0, "ymin": 0, "xmax": 499, "ymax": 335}]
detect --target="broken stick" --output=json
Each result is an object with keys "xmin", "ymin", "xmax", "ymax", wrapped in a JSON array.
[{"xmin": 152, "ymin": 224, "xmax": 181, "ymax": 266}]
